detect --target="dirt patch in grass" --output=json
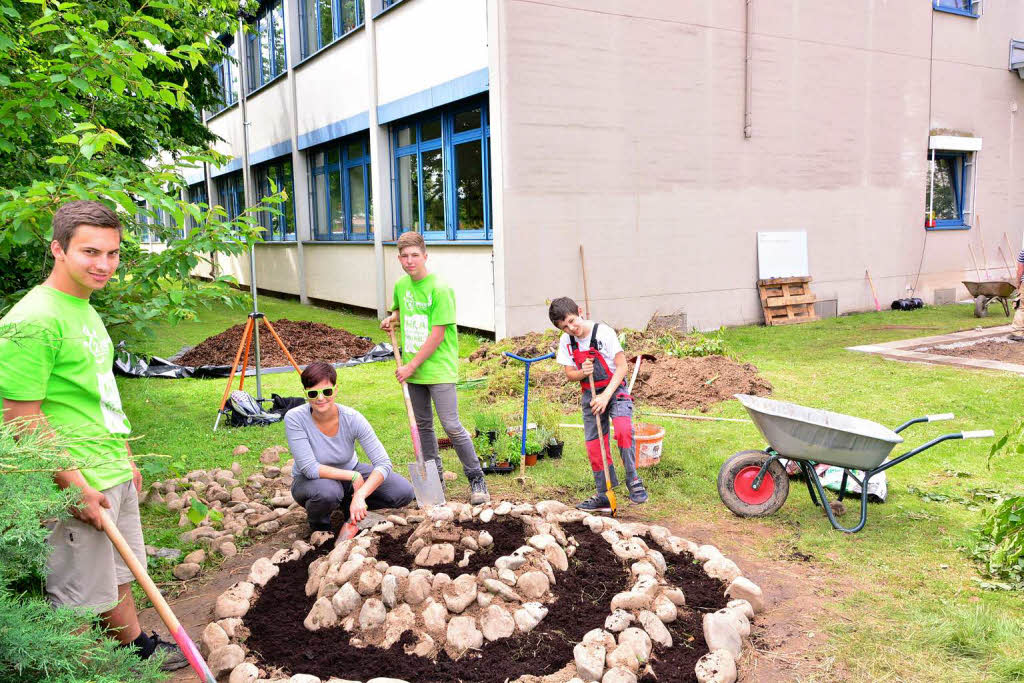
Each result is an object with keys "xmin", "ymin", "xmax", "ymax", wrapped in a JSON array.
[
  {"xmin": 176, "ymin": 319, "xmax": 375, "ymax": 367},
  {"xmin": 631, "ymin": 355, "xmax": 772, "ymax": 411},
  {"xmin": 912, "ymin": 336, "xmax": 1024, "ymax": 364}
]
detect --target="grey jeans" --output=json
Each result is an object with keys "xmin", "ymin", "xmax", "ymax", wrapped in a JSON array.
[
  {"xmin": 407, "ymin": 382, "xmax": 484, "ymax": 481},
  {"xmin": 291, "ymin": 461, "xmax": 415, "ymax": 530}
]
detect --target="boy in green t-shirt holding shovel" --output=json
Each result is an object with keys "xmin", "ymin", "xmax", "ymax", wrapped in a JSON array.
[
  {"xmin": 380, "ymin": 231, "xmax": 490, "ymax": 505},
  {"xmin": 0, "ymin": 201, "xmax": 186, "ymax": 671}
]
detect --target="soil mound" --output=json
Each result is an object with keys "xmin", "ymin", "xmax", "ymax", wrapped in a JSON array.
[
  {"xmin": 631, "ymin": 355, "xmax": 773, "ymax": 411},
  {"xmin": 176, "ymin": 319, "xmax": 375, "ymax": 368},
  {"xmin": 913, "ymin": 337, "xmax": 1024, "ymax": 363}
]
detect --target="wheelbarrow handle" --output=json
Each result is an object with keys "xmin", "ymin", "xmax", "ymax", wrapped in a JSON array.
[
  {"xmin": 503, "ymin": 352, "xmax": 555, "ymax": 364},
  {"xmin": 962, "ymin": 429, "xmax": 995, "ymax": 439},
  {"xmin": 893, "ymin": 413, "xmax": 955, "ymax": 433}
]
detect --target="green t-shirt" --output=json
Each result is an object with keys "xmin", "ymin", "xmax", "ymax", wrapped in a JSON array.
[
  {"xmin": 392, "ymin": 273, "xmax": 459, "ymax": 384},
  {"xmin": 0, "ymin": 285, "xmax": 132, "ymax": 491}
]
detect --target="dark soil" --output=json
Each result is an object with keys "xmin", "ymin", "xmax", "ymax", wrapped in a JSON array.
[
  {"xmin": 631, "ymin": 355, "xmax": 773, "ymax": 412},
  {"xmin": 243, "ymin": 522, "xmax": 724, "ymax": 682},
  {"xmin": 176, "ymin": 319, "xmax": 375, "ymax": 368},
  {"xmin": 913, "ymin": 336, "xmax": 1024, "ymax": 364}
]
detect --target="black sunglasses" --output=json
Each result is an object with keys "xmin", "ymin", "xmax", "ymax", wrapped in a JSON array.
[{"xmin": 306, "ymin": 387, "xmax": 335, "ymax": 399}]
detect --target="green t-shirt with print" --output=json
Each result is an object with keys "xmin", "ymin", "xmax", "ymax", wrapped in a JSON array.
[
  {"xmin": 0, "ymin": 285, "xmax": 132, "ymax": 492},
  {"xmin": 392, "ymin": 273, "xmax": 459, "ymax": 385}
]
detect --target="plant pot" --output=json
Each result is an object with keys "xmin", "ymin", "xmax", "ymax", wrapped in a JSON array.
[
  {"xmin": 547, "ymin": 441, "xmax": 564, "ymax": 459},
  {"xmin": 537, "ymin": 445, "xmax": 547, "ymax": 459},
  {"xmin": 524, "ymin": 454, "xmax": 538, "ymax": 467},
  {"xmin": 476, "ymin": 429, "xmax": 499, "ymax": 444},
  {"xmin": 496, "ymin": 461, "xmax": 510, "ymax": 468}
]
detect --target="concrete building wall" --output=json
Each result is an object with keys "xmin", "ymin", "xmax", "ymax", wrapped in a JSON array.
[
  {"xmin": 246, "ymin": 79, "xmax": 292, "ymax": 153},
  {"xmin": 495, "ymin": 0, "xmax": 1024, "ymax": 335},
  {"xmin": 375, "ymin": 0, "xmax": 489, "ymax": 106},
  {"xmin": 294, "ymin": 31, "xmax": 369, "ymax": 138}
]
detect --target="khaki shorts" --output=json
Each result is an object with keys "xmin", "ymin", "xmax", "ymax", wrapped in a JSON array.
[{"xmin": 45, "ymin": 480, "xmax": 145, "ymax": 610}]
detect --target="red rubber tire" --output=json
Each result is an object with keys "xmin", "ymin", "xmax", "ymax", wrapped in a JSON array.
[{"xmin": 718, "ymin": 450, "xmax": 790, "ymax": 518}]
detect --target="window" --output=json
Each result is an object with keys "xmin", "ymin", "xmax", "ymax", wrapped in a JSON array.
[
  {"xmin": 393, "ymin": 101, "xmax": 491, "ymax": 241},
  {"xmin": 255, "ymin": 159, "xmax": 296, "ymax": 241},
  {"xmin": 211, "ymin": 40, "xmax": 239, "ymax": 114},
  {"xmin": 299, "ymin": 0, "xmax": 363, "ymax": 58},
  {"xmin": 933, "ymin": 0, "xmax": 981, "ymax": 17},
  {"xmin": 216, "ymin": 172, "xmax": 246, "ymax": 222},
  {"xmin": 382, "ymin": 0, "xmax": 402, "ymax": 9},
  {"xmin": 135, "ymin": 201, "xmax": 154, "ymax": 244},
  {"xmin": 246, "ymin": 0, "xmax": 287, "ymax": 92},
  {"xmin": 309, "ymin": 136, "xmax": 373, "ymax": 241},
  {"xmin": 925, "ymin": 150, "xmax": 976, "ymax": 230},
  {"xmin": 186, "ymin": 182, "xmax": 208, "ymax": 232}
]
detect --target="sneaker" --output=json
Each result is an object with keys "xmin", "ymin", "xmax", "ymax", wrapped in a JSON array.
[
  {"xmin": 627, "ymin": 477, "xmax": 649, "ymax": 504},
  {"xmin": 576, "ymin": 493, "xmax": 612, "ymax": 512},
  {"xmin": 147, "ymin": 632, "xmax": 189, "ymax": 671},
  {"xmin": 1010, "ymin": 334, "xmax": 1024, "ymax": 342},
  {"xmin": 469, "ymin": 476, "xmax": 490, "ymax": 505}
]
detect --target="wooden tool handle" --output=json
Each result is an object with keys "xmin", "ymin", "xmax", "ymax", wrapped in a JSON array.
[
  {"xmin": 627, "ymin": 357, "xmax": 644, "ymax": 395},
  {"xmin": 386, "ymin": 326, "xmax": 424, "ymax": 462},
  {"xmin": 579, "ymin": 245, "xmax": 591, "ymax": 319},
  {"xmin": 588, "ymin": 372, "xmax": 616, "ymax": 515}
]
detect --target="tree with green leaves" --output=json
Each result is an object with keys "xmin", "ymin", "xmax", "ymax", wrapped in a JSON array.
[{"xmin": 0, "ymin": 0, "xmax": 278, "ymax": 340}]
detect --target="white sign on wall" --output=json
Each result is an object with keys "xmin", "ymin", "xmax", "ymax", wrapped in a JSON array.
[{"xmin": 757, "ymin": 232, "xmax": 809, "ymax": 280}]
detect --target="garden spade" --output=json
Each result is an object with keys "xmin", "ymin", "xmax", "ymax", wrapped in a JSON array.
[
  {"xmin": 387, "ymin": 326, "xmax": 445, "ymax": 508},
  {"xmin": 100, "ymin": 511, "xmax": 216, "ymax": 683}
]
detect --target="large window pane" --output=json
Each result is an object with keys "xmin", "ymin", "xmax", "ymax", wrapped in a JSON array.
[
  {"xmin": 421, "ymin": 118, "xmax": 441, "ymax": 141},
  {"xmin": 313, "ymin": 172, "xmax": 327, "ymax": 238},
  {"xmin": 318, "ymin": 0, "xmax": 332, "ymax": 50},
  {"xmin": 259, "ymin": 17, "xmax": 271, "ymax": 84},
  {"xmin": 346, "ymin": 140, "xmax": 364, "ymax": 160},
  {"xmin": 348, "ymin": 166, "xmax": 367, "ymax": 237},
  {"xmin": 227, "ymin": 44, "xmax": 239, "ymax": 104},
  {"xmin": 454, "ymin": 140, "xmax": 484, "ymax": 231},
  {"xmin": 328, "ymin": 169, "xmax": 343, "ymax": 237},
  {"xmin": 397, "ymin": 154, "xmax": 419, "ymax": 230},
  {"xmin": 397, "ymin": 125, "xmax": 414, "ymax": 148},
  {"xmin": 366, "ymin": 161, "xmax": 373, "ymax": 230},
  {"xmin": 932, "ymin": 157, "xmax": 958, "ymax": 221},
  {"xmin": 328, "ymin": 148, "xmax": 340, "ymax": 166},
  {"xmin": 341, "ymin": 0, "xmax": 358, "ymax": 33},
  {"xmin": 454, "ymin": 108, "xmax": 481, "ymax": 134},
  {"xmin": 422, "ymin": 149, "xmax": 445, "ymax": 232},
  {"xmin": 273, "ymin": 5, "xmax": 286, "ymax": 75}
]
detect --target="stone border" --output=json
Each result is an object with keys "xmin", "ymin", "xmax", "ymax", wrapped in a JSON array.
[
  {"xmin": 847, "ymin": 324, "xmax": 1024, "ymax": 375},
  {"xmin": 207, "ymin": 501, "xmax": 764, "ymax": 683}
]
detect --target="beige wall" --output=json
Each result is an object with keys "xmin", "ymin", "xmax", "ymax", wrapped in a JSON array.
[
  {"xmin": 246, "ymin": 79, "xmax": 292, "ymax": 153},
  {"xmin": 294, "ymin": 31, "xmax": 369, "ymax": 138},
  {"xmin": 494, "ymin": 0, "xmax": 1024, "ymax": 335}
]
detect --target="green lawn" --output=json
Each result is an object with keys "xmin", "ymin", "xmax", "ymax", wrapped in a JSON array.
[{"xmin": 118, "ymin": 297, "xmax": 1024, "ymax": 682}]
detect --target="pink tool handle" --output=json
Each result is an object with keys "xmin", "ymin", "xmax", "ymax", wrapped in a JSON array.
[
  {"xmin": 172, "ymin": 624, "xmax": 217, "ymax": 683},
  {"xmin": 339, "ymin": 521, "xmax": 359, "ymax": 540}
]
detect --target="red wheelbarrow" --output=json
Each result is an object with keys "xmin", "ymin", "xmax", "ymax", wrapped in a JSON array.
[{"xmin": 717, "ymin": 394, "xmax": 993, "ymax": 533}]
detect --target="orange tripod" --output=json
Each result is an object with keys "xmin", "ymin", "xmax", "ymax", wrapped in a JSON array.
[{"xmin": 212, "ymin": 312, "xmax": 302, "ymax": 430}]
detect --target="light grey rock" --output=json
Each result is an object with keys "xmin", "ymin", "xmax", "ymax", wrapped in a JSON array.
[
  {"xmin": 714, "ymin": 606, "xmax": 751, "ymax": 638},
  {"xmin": 422, "ymin": 600, "xmax": 449, "ymax": 638},
  {"xmin": 494, "ymin": 501, "xmax": 513, "ymax": 515},
  {"xmin": 535, "ymin": 500, "xmax": 569, "ymax": 517},
  {"xmin": 516, "ymin": 571, "xmax": 550, "ymax": 600},
  {"xmin": 726, "ymin": 598, "xmax": 754, "ymax": 620},
  {"xmin": 498, "ymin": 568, "xmax": 517, "ymax": 585},
  {"xmin": 358, "ymin": 598, "xmax": 387, "ymax": 630},
  {"xmin": 357, "ymin": 569, "xmax": 383, "ymax": 596},
  {"xmin": 256, "ymin": 520, "xmax": 280, "ymax": 534},
  {"xmin": 259, "ymin": 445, "xmax": 285, "ymax": 464},
  {"xmin": 703, "ymin": 556, "xmax": 742, "ymax": 583},
  {"xmin": 305, "ymin": 597, "xmax": 338, "ymax": 630},
  {"xmin": 527, "ymin": 533, "xmax": 557, "ymax": 550},
  {"xmin": 573, "ymin": 641, "xmax": 606, "ymax": 682},
  {"xmin": 610, "ymin": 591, "xmax": 651, "ymax": 611},
  {"xmin": 405, "ymin": 573, "xmax": 432, "ymax": 605},
  {"xmin": 228, "ymin": 662, "xmax": 260, "ymax": 683},
  {"xmin": 443, "ymin": 573, "xmax": 478, "ymax": 613},
  {"xmin": 480, "ymin": 604, "xmax": 515, "ymax": 641},
  {"xmin": 630, "ymin": 561, "xmax": 657, "ymax": 579},
  {"xmin": 477, "ymin": 530, "xmax": 493, "ymax": 547},
  {"xmin": 695, "ymin": 649, "xmax": 738, "ymax": 683},
  {"xmin": 483, "ymin": 578, "xmax": 522, "ymax": 602},
  {"xmin": 331, "ymin": 582, "xmax": 362, "ymax": 617},
  {"xmin": 479, "ymin": 508, "xmax": 494, "ymax": 523},
  {"xmin": 606, "ymin": 642, "xmax": 641, "ymax": 673},
  {"xmin": 248, "ymin": 557, "xmax": 279, "ymax": 587},
  {"xmin": 208, "ymin": 644, "xmax": 245, "ymax": 679},
  {"xmin": 200, "ymin": 621, "xmax": 229, "ymax": 657},
  {"xmin": 605, "ymin": 609, "xmax": 634, "ymax": 633},
  {"xmin": 428, "ymin": 506, "xmax": 455, "ymax": 522},
  {"xmin": 461, "ymin": 535, "xmax": 479, "ymax": 551},
  {"xmin": 215, "ymin": 582, "xmax": 255, "ymax": 619},
  {"xmin": 289, "ymin": 675, "xmax": 321, "ymax": 683},
  {"xmin": 415, "ymin": 543, "xmax": 455, "ymax": 567},
  {"xmin": 638, "ymin": 610, "xmax": 672, "ymax": 648},
  {"xmin": 702, "ymin": 611, "xmax": 742, "ymax": 658},
  {"xmin": 513, "ymin": 602, "xmax": 548, "ymax": 632},
  {"xmin": 612, "ymin": 539, "xmax": 646, "ymax": 561},
  {"xmin": 446, "ymin": 615, "xmax": 482, "ymax": 655},
  {"xmin": 653, "ymin": 594, "xmax": 678, "ymax": 623},
  {"xmin": 381, "ymin": 574, "xmax": 399, "ymax": 608},
  {"xmin": 232, "ymin": 445, "xmax": 250, "ymax": 456},
  {"xmin": 663, "ymin": 588, "xmax": 686, "ymax": 607},
  {"xmin": 602, "ymin": 667, "xmax": 638, "ymax": 683},
  {"xmin": 217, "ymin": 541, "xmax": 239, "ymax": 558},
  {"xmin": 694, "ymin": 544, "xmax": 723, "ymax": 563},
  {"xmin": 725, "ymin": 576, "xmax": 764, "ymax": 613},
  {"xmin": 618, "ymin": 628, "xmax": 652, "ymax": 662},
  {"xmin": 545, "ymin": 543, "xmax": 569, "ymax": 572},
  {"xmin": 217, "ymin": 617, "xmax": 243, "ymax": 638}
]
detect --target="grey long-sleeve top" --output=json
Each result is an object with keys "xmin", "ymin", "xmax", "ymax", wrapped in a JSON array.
[{"xmin": 284, "ymin": 403, "xmax": 393, "ymax": 482}]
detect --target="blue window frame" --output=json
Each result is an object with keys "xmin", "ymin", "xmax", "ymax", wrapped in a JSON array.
[
  {"xmin": 135, "ymin": 201, "xmax": 154, "ymax": 243},
  {"xmin": 933, "ymin": 0, "xmax": 981, "ymax": 18},
  {"xmin": 298, "ymin": 0, "xmax": 363, "ymax": 59},
  {"xmin": 392, "ymin": 100, "xmax": 491, "ymax": 241},
  {"xmin": 255, "ymin": 159, "xmax": 296, "ymax": 241},
  {"xmin": 381, "ymin": 0, "xmax": 402, "ymax": 9},
  {"xmin": 246, "ymin": 0, "xmax": 287, "ymax": 92},
  {"xmin": 216, "ymin": 172, "xmax": 246, "ymax": 222},
  {"xmin": 211, "ymin": 40, "xmax": 239, "ymax": 115},
  {"xmin": 927, "ymin": 151, "xmax": 973, "ymax": 230},
  {"xmin": 309, "ymin": 135, "xmax": 373, "ymax": 241},
  {"xmin": 186, "ymin": 182, "xmax": 208, "ymax": 232}
]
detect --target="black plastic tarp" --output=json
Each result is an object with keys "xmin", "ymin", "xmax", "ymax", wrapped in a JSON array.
[{"xmin": 114, "ymin": 340, "xmax": 394, "ymax": 379}]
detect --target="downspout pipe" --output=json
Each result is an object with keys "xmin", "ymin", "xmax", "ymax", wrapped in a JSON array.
[{"xmin": 744, "ymin": 0, "xmax": 753, "ymax": 139}]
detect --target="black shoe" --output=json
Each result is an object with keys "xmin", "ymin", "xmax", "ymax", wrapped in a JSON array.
[
  {"xmin": 576, "ymin": 494, "xmax": 612, "ymax": 512},
  {"xmin": 147, "ymin": 632, "xmax": 189, "ymax": 671},
  {"xmin": 1009, "ymin": 334, "xmax": 1024, "ymax": 342},
  {"xmin": 469, "ymin": 475, "xmax": 490, "ymax": 505}
]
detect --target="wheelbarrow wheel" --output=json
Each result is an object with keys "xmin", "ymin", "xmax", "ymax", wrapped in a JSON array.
[{"xmin": 718, "ymin": 450, "xmax": 790, "ymax": 517}]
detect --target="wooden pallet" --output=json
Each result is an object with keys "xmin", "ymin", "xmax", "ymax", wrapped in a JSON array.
[{"xmin": 757, "ymin": 276, "xmax": 818, "ymax": 326}]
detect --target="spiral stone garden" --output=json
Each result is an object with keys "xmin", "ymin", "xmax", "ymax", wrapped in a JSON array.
[{"xmin": 192, "ymin": 493, "xmax": 763, "ymax": 683}]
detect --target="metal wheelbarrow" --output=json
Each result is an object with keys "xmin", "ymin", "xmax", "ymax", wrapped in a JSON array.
[
  {"xmin": 717, "ymin": 394, "xmax": 993, "ymax": 533},
  {"xmin": 962, "ymin": 280, "xmax": 1017, "ymax": 318}
]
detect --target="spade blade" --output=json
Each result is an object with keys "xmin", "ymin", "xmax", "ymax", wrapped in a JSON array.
[{"xmin": 408, "ymin": 461, "xmax": 446, "ymax": 508}]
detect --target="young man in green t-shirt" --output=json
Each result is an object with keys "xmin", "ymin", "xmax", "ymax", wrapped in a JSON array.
[
  {"xmin": 0, "ymin": 201, "xmax": 186, "ymax": 670},
  {"xmin": 380, "ymin": 231, "xmax": 490, "ymax": 505}
]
